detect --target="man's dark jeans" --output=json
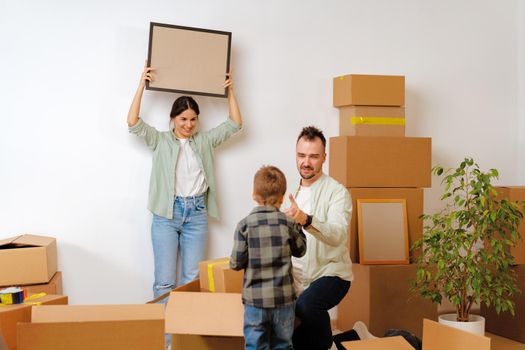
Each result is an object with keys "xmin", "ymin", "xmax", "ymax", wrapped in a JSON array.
[{"xmin": 293, "ymin": 276, "xmax": 351, "ymax": 350}]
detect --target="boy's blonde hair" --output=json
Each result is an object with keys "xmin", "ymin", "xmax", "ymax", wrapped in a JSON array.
[{"xmin": 253, "ymin": 165, "xmax": 287, "ymax": 206}]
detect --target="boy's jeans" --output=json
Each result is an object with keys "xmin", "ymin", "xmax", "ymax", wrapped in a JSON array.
[
  {"xmin": 244, "ymin": 303, "xmax": 295, "ymax": 350},
  {"xmin": 151, "ymin": 194, "xmax": 208, "ymax": 298}
]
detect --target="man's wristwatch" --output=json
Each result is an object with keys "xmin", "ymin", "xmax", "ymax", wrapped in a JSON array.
[{"xmin": 303, "ymin": 214, "xmax": 313, "ymax": 229}]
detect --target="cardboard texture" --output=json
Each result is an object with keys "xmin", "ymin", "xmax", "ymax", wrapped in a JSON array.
[
  {"xmin": 422, "ymin": 319, "xmax": 490, "ymax": 350},
  {"xmin": 339, "ymin": 106, "xmax": 405, "ymax": 137},
  {"xmin": 337, "ymin": 264, "xmax": 437, "ymax": 338},
  {"xmin": 199, "ymin": 258, "xmax": 243, "ymax": 293},
  {"xmin": 18, "ymin": 304, "xmax": 165, "ymax": 350},
  {"xmin": 481, "ymin": 265, "xmax": 525, "ymax": 343},
  {"xmin": 0, "ymin": 235, "xmax": 57, "ymax": 286},
  {"xmin": 494, "ymin": 186, "xmax": 525, "ymax": 264},
  {"xmin": 1, "ymin": 272, "xmax": 63, "ymax": 296},
  {"xmin": 333, "ymin": 74, "xmax": 405, "ymax": 107},
  {"xmin": 166, "ymin": 291, "xmax": 244, "ymax": 350},
  {"xmin": 329, "ymin": 136, "xmax": 432, "ymax": 188},
  {"xmin": 0, "ymin": 294, "xmax": 67, "ymax": 350},
  {"xmin": 341, "ymin": 336, "xmax": 414, "ymax": 350},
  {"xmin": 147, "ymin": 22, "xmax": 231, "ymax": 97},
  {"xmin": 348, "ymin": 188, "xmax": 423, "ymax": 263},
  {"xmin": 357, "ymin": 199, "xmax": 409, "ymax": 265}
]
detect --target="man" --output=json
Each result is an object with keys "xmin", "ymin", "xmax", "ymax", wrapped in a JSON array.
[{"xmin": 284, "ymin": 126, "xmax": 353, "ymax": 350}]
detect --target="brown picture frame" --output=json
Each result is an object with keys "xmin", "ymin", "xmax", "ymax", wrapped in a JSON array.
[
  {"xmin": 357, "ymin": 199, "xmax": 409, "ymax": 265},
  {"xmin": 146, "ymin": 22, "xmax": 232, "ymax": 97}
]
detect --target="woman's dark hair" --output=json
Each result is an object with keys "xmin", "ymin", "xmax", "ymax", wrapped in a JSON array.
[
  {"xmin": 296, "ymin": 125, "xmax": 326, "ymax": 148},
  {"xmin": 170, "ymin": 96, "xmax": 200, "ymax": 118}
]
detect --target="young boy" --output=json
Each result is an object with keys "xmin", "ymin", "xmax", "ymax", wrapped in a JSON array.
[{"xmin": 230, "ymin": 165, "xmax": 307, "ymax": 350}]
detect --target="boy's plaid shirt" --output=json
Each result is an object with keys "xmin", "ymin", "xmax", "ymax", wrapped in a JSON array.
[{"xmin": 230, "ymin": 205, "xmax": 307, "ymax": 308}]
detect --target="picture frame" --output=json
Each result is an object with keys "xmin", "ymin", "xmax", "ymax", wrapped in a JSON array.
[
  {"xmin": 357, "ymin": 199, "xmax": 409, "ymax": 265},
  {"xmin": 146, "ymin": 22, "xmax": 232, "ymax": 97}
]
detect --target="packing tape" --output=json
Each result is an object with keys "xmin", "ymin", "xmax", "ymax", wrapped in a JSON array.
[
  {"xmin": 207, "ymin": 258, "xmax": 230, "ymax": 292},
  {"xmin": 350, "ymin": 116, "xmax": 406, "ymax": 125},
  {"xmin": 23, "ymin": 292, "xmax": 48, "ymax": 306},
  {"xmin": 0, "ymin": 287, "xmax": 26, "ymax": 305}
]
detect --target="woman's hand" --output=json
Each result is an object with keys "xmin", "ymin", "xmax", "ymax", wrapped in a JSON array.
[
  {"xmin": 128, "ymin": 60, "xmax": 155, "ymax": 127},
  {"xmin": 223, "ymin": 68, "xmax": 233, "ymax": 91},
  {"xmin": 139, "ymin": 60, "xmax": 155, "ymax": 89},
  {"xmin": 225, "ymin": 67, "xmax": 242, "ymax": 126}
]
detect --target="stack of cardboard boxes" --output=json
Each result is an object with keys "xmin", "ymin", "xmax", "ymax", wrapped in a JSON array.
[
  {"xmin": 329, "ymin": 74, "xmax": 436, "ymax": 338},
  {"xmin": 0, "ymin": 234, "xmax": 69, "ymax": 349},
  {"xmin": 480, "ymin": 186, "xmax": 525, "ymax": 344}
]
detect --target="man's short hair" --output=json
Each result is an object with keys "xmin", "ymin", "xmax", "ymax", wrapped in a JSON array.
[
  {"xmin": 253, "ymin": 165, "xmax": 287, "ymax": 206},
  {"xmin": 296, "ymin": 126, "xmax": 326, "ymax": 148}
]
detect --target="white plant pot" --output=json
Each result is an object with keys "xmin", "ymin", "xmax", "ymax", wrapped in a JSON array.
[{"xmin": 438, "ymin": 313, "xmax": 485, "ymax": 336}]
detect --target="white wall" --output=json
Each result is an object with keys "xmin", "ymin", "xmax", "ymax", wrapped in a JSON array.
[
  {"xmin": 0, "ymin": 0, "xmax": 520, "ymax": 304},
  {"xmin": 519, "ymin": 0, "xmax": 525, "ymax": 181}
]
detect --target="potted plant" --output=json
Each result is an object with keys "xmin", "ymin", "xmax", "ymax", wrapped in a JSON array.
[{"xmin": 412, "ymin": 157, "xmax": 523, "ymax": 335}]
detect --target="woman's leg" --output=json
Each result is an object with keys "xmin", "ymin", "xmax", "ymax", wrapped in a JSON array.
[{"xmin": 179, "ymin": 195, "xmax": 208, "ymax": 285}]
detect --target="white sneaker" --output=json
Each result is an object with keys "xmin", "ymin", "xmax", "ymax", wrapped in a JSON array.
[{"xmin": 353, "ymin": 321, "xmax": 378, "ymax": 340}]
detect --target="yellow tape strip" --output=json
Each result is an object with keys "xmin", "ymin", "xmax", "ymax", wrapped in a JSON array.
[
  {"xmin": 207, "ymin": 258, "xmax": 229, "ymax": 292},
  {"xmin": 24, "ymin": 293, "xmax": 47, "ymax": 301},
  {"xmin": 350, "ymin": 116, "xmax": 406, "ymax": 125}
]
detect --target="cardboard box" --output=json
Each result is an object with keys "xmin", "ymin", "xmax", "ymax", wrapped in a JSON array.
[
  {"xmin": 348, "ymin": 188, "xmax": 423, "ymax": 263},
  {"xmin": 199, "ymin": 258, "xmax": 243, "ymax": 293},
  {"xmin": 337, "ymin": 264, "xmax": 437, "ymax": 338},
  {"xmin": 494, "ymin": 186, "xmax": 525, "ymax": 264},
  {"xmin": 333, "ymin": 74, "xmax": 405, "ymax": 107},
  {"xmin": 166, "ymin": 283, "xmax": 244, "ymax": 350},
  {"xmin": 329, "ymin": 136, "xmax": 432, "ymax": 188},
  {"xmin": 422, "ymin": 319, "xmax": 490, "ymax": 350},
  {"xmin": 0, "ymin": 235, "xmax": 57, "ymax": 286},
  {"xmin": 0, "ymin": 294, "xmax": 67, "ymax": 350},
  {"xmin": 342, "ymin": 336, "xmax": 414, "ymax": 350},
  {"xmin": 339, "ymin": 106, "xmax": 405, "ymax": 137},
  {"xmin": 17, "ymin": 304, "xmax": 165, "ymax": 350},
  {"xmin": 480, "ymin": 265, "xmax": 525, "ymax": 343},
  {"xmin": 487, "ymin": 332, "xmax": 525, "ymax": 350},
  {"xmin": 1, "ymin": 272, "xmax": 63, "ymax": 296}
]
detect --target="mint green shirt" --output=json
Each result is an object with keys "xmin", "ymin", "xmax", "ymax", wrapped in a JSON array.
[{"xmin": 129, "ymin": 118, "xmax": 241, "ymax": 219}]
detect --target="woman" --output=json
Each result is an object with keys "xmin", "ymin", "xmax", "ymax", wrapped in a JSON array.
[{"xmin": 127, "ymin": 61, "xmax": 242, "ymax": 300}]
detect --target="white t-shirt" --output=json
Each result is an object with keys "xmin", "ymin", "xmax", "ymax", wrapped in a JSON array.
[
  {"xmin": 174, "ymin": 138, "xmax": 208, "ymax": 197},
  {"xmin": 291, "ymin": 185, "xmax": 312, "ymax": 295}
]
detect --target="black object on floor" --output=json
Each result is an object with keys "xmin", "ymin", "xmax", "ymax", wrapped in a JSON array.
[
  {"xmin": 332, "ymin": 329, "xmax": 360, "ymax": 350},
  {"xmin": 384, "ymin": 329, "xmax": 422, "ymax": 350}
]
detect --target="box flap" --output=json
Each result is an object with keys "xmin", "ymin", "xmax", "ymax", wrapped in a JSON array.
[
  {"xmin": 0, "ymin": 234, "xmax": 54, "ymax": 249},
  {"xmin": 342, "ymin": 336, "xmax": 414, "ymax": 349},
  {"xmin": 32, "ymin": 304, "xmax": 164, "ymax": 323},
  {"xmin": 0, "ymin": 235, "xmax": 22, "ymax": 248},
  {"xmin": 166, "ymin": 292, "xmax": 243, "ymax": 336},
  {"xmin": 422, "ymin": 319, "xmax": 490, "ymax": 350}
]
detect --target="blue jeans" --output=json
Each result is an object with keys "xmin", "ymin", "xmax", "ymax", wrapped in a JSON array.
[
  {"xmin": 292, "ymin": 276, "xmax": 351, "ymax": 350},
  {"xmin": 151, "ymin": 194, "xmax": 208, "ymax": 299},
  {"xmin": 244, "ymin": 304, "xmax": 295, "ymax": 350}
]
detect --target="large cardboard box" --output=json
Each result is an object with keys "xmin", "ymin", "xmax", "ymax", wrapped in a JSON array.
[
  {"xmin": 480, "ymin": 265, "xmax": 525, "ymax": 343},
  {"xmin": 339, "ymin": 106, "xmax": 405, "ymax": 137},
  {"xmin": 348, "ymin": 188, "xmax": 423, "ymax": 263},
  {"xmin": 329, "ymin": 136, "xmax": 432, "ymax": 188},
  {"xmin": 337, "ymin": 264, "xmax": 437, "ymax": 338},
  {"xmin": 1, "ymin": 272, "xmax": 63, "ymax": 296},
  {"xmin": 166, "ymin": 283, "xmax": 244, "ymax": 350},
  {"xmin": 422, "ymin": 319, "xmax": 490, "ymax": 350},
  {"xmin": 199, "ymin": 258, "xmax": 243, "ymax": 293},
  {"xmin": 342, "ymin": 336, "xmax": 414, "ymax": 350},
  {"xmin": 494, "ymin": 186, "xmax": 525, "ymax": 264},
  {"xmin": 0, "ymin": 235, "xmax": 57, "ymax": 286},
  {"xmin": 17, "ymin": 304, "xmax": 165, "ymax": 350},
  {"xmin": 0, "ymin": 294, "xmax": 67, "ymax": 350},
  {"xmin": 333, "ymin": 74, "xmax": 405, "ymax": 107}
]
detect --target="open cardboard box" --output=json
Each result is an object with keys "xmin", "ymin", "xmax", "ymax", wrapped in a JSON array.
[
  {"xmin": 0, "ymin": 294, "xmax": 67, "ymax": 350},
  {"xmin": 166, "ymin": 279, "xmax": 244, "ymax": 350},
  {"xmin": 0, "ymin": 235, "xmax": 57, "ymax": 286},
  {"xmin": 422, "ymin": 319, "xmax": 490, "ymax": 350},
  {"xmin": 342, "ymin": 336, "xmax": 414, "ymax": 349},
  {"xmin": 17, "ymin": 304, "xmax": 165, "ymax": 350}
]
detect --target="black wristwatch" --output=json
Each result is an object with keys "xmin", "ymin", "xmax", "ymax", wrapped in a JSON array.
[{"xmin": 303, "ymin": 214, "xmax": 313, "ymax": 229}]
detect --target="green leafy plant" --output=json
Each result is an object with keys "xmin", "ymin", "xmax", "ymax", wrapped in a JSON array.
[{"xmin": 412, "ymin": 157, "xmax": 523, "ymax": 322}]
